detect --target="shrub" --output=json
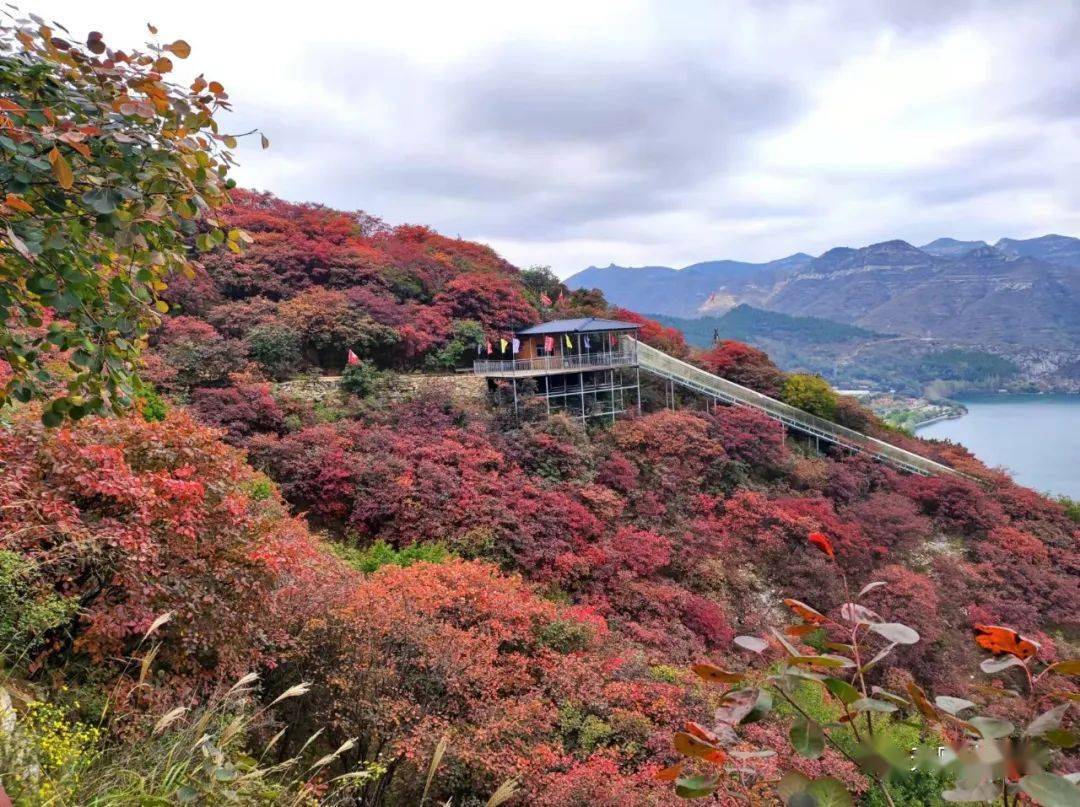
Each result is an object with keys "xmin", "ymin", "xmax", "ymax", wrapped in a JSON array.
[
  {"xmin": 781, "ymin": 373, "xmax": 839, "ymax": 420},
  {"xmin": 155, "ymin": 317, "xmax": 246, "ymax": 390},
  {"xmin": 245, "ymin": 323, "xmax": 304, "ymax": 379},
  {"xmin": 340, "ymin": 361, "xmax": 383, "ymax": 397},
  {"xmin": 0, "ymin": 552, "xmax": 79, "ymax": 662},
  {"xmin": 190, "ymin": 383, "xmax": 286, "ymax": 443},
  {"xmin": 694, "ymin": 340, "xmax": 785, "ymax": 396},
  {"xmin": 331, "ymin": 539, "xmax": 452, "ymax": 573},
  {"xmin": 0, "ymin": 409, "xmax": 322, "ymax": 688}
]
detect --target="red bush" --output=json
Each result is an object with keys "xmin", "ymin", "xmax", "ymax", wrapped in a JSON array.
[{"xmin": 694, "ymin": 340, "xmax": 785, "ymax": 396}]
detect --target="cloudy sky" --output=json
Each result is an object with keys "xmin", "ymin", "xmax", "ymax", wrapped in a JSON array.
[{"xmin": 38, "ymin": 0, "xmax": 1080, "ymax": 276}]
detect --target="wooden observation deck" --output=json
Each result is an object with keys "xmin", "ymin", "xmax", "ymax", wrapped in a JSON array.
[{"xmin": 473, "ymin": 317, "xmax": 642, "ymax": 422}]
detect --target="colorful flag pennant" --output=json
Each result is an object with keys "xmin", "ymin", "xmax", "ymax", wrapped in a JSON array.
[
  {"xmin": 544, "ymin": 335, "xmax": 555, "ymax": 352},
  {"xmin": 564, "ymin": 334, "xmax": 573, "ymax": 349},
  {"xmin": 540, "ymin": 292, "xmax": 552, "ymax": 306},
  {"xmin": 583, "ymin": 334, "xmax": 591, "ymax": 350},
  {"xmin": 512, "ymin": 337, "xmax": 520, "ymax": 354},
  {"xmin": 500, "ymin": 338, "xmax": 508, "ymax": 353},
  {"xmin": 346, "ymin": 349, "xmax": 360, "ymax": 366}
]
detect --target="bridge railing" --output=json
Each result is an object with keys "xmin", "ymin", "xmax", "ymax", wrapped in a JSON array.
[
  {"xmin": 473, "ymin": 350, "xmax": 637, "ymax": 376},
  {"xmin": 631, "ymin": 338, "xmax": 960, "ymax": 477}
]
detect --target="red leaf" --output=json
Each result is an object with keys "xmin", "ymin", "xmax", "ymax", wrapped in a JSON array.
[
  {"xmin": 654, "ymin": 762, "xmax": 685, "ymax": 782},
  {"xmin": 808, "ymin": 531, "xmax": 835, "ymax": 559},
  {"xmin": 973, "ymin": 624, "xmax": 1040, "ymax": 660}
]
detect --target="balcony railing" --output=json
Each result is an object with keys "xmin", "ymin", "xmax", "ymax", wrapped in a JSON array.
[{"xmin": 473, "ymin": 350, "xmax": 637, "ymax": 376}]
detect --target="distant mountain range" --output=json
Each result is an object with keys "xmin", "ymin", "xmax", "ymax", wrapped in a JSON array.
[
  {"xmin": 568, "ymin": 234, "xmax": 1080, "ymax": 350},
  {"xmin": 567, "ymin": 234, "xmax": 1080, "ymax": 391}
]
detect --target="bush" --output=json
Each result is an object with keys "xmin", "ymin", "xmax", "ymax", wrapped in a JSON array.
[
  {"xmin": 781, "ymin": 373, "xmax": 839, "ymax": 420},
  {"xmin": 331, "ymin": 539, "xmax": 452, "ymax": 573},
  {"xmin": 245, "ymin": 323, "xmax": 304, "ymax": 379},
  {"xmin": 340, "ymin": 361, "xmax": 383, "ymax": 397},
  {"xmin": 0, "ymin": 552, "xmax": 79, "ymax": 662}
]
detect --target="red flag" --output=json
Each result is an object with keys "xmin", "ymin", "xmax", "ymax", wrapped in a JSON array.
[
  {"xmin": 557, "ymin": 291, "xmax": 565, "ymax": 303},
  {"xmin": 544, "ymin": 335, "xmax": 555, "ymax": 352},
  {"xmin": 346, "ymin": 349, "xmax": 360, "ymax": 366},
  {"xmin": 486, "ymin": 340, "xmax": 494, "ymax": 355},
  {"xmin": 540, "ymin": 292, "xmax": 552, "ymax": 306}
]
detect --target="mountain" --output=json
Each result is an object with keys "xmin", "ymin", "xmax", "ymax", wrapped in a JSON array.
[
  {"xmin": 994, "ymin": 233, "xmax": 1080, "ymax": 265},
  {"xmin": 767, "ymin": 239, "xmax": 1080, "ymax": 350},
  {"xmin": 919, "ymin": 237, "xmax": 989, "ymax": 257},
  {"xmin": 567, "ymin": 252, "xmax": 813, "ymax": 317},
  {"xmin": 567, "ymin": 235, "xmax": 1080, "ymax": 389}
]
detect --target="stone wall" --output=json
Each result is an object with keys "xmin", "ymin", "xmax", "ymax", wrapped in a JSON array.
[{"xmin": 274, "ymin": 372, "xmax": 488, "ymax": 411}]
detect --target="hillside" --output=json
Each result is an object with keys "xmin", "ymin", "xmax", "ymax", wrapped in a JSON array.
[
  {"xmin": 2, "ymin": 19, "xmax": 1078, "ymax": 805},
  {"xmin": 567, "ymin": 235, "xmax": 1080, "ymax": 391},
  {"xmin": 3, "ymin": 188, "xmax": 1079, "ymax": 805}
]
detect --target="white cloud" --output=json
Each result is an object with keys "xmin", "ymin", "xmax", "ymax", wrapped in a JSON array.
[{"xmin": 28, "ymin": 0, "xmax": 1080, "ymax": 275}]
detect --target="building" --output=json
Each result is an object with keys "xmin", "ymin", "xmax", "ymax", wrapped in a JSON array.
[{"xmin": 473, "ymin": 317, "xmax": 641, "ymax": 422}]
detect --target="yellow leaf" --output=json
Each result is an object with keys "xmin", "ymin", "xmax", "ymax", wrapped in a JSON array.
[
  {"xmin": 154, "ymin": 300, "xmax": 169, "ymax": 313},
  {"xmin": 48, "ymin": 147, "xmax": 73, "ymax": 190}
]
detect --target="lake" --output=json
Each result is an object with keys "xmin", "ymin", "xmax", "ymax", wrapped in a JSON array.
[{"xmin": 916, "ymin": 394, "xmax": 1080, "ymax": 499}]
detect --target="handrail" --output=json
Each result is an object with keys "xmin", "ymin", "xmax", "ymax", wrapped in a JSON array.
[
  {"xmin": 631, "ymin": 338, "xmax": 960, "ymax": 477},
  {"xmin": 474, "ymin": 351, "xmax": 637, "ymax": 375}
]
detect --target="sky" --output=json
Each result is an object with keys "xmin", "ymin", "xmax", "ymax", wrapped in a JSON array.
[{"xmin": 33, "ymin": 0, "xmax": 1080, "ymax": 276}]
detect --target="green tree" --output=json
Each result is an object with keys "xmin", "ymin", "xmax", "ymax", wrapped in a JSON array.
[
  {"xmin": 0, "ymin": 13, "xmax": 264, "ymax": 423},
  {"xmin": 246, "ymin": 323, "xmax": 303, "ymax": 380},
  {"xmin": 781, "ymin": 373, "xmax": 839, "ymax": 420}
]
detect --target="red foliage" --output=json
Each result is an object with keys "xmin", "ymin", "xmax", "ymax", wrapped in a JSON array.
[
  {"xmin": 694, "ymin": 340, "xmax": 785, "ymax": 396},
  {"xmin": 706, "ymin": 404, "xmax": 789, "ymax": 473},
  {"xmin": 609, "ymin": 308, "xmax": 689, "ymax": 357},
  {"xmin": 190, "ymin": 382, "xmax": 285, "ymax": 444},
  {"xmin": 279, "ymin": 559, "xmax": 652, "ymax": 804},
  {"xmin": 432, "ymin": 272, "xmax": 539, "ymax": 334},
  {"xmin": 0, "ymin": 409, "xmax": 321, "ymax": 689}
]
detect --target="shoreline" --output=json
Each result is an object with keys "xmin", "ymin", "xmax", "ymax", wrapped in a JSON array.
[{"xmin": 912, "ymin": 409, "xmax": 966, "ymax": 430}]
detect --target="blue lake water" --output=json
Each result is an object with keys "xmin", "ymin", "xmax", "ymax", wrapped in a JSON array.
[{"xmin": 916, "ymin": 394, "xmax": 1080, "ymax": 499}]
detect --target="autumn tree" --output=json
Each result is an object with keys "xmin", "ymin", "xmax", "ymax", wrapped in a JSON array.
[
  {"xmin": 782, "ymin": 372, "xmax": 839, "ymax": 420},
  {"xmin": 695, "ymin": 340, "xmax": 785, "ymax": 396},
  {"xmin": 0, "ymin": 13, "xmax": 261, "ymax": 422}
]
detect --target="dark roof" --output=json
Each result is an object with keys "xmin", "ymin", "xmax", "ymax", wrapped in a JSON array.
[{"xmin": 516, "ymin": 317, "xmax": 641, "ymax": 336}]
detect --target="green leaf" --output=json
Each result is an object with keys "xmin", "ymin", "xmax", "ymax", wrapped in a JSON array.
[
  {"xmin": 1042, "ymin": 729, "xmax": 1078, "ymax": 749},
  {"xmin": 715, "ymin": 688, "xmax": 761, "ymax": 725},
  {"xmin": 1018, "ymin": 773, "xmax": 1080, "ymax": 807},
  {"xmin": 969, "ymin": 716, "xmax": 1014, "ymax": 739},
  {"xmin": 81, "ymin": 188, "xmax": 121, "ymax": 214},
  {"xmin": 1025, "ymin": 704, "xmax": 1071, "ymax": 738},
  {"xmin": 934, "ymin": 696, "xmax": 975, "ymax": 715},
  {"xmin": 742, "ymin": 688, "xmax": 773, "ymax": 724},
  {"xmin": 790, "ymin": 655, "xmax": 854, "ymax": 669},
  {"xmin": 981, "ymin": 655, "xmax": 1025, "ymax": 674},
  {"xmin": 777, "ymin": 771, "xmax": 812, "ymax": 803},
  {"xmin": 849, "ymin": 697, "xmax": 897, "ymax": 713},
  {"xmin": 869, "ymin": 622, "xmax": 920, "ymax": 645},
  {"xmin": 806, "ymin": 778, "xmax": 853, "ymax": 807},
  {"xmin": 674, "ymin": 774, "xmax": 720, "ymax": 799},
  {"xmin": 790, "ymin": 716, "xmax": 825, "ymax": 758},
  {"xmin": 1046, "ymin": 659, "xmax": 1080, "ymax": 676},
  {"xmin": 734, "ymin": 635, "xmax": 768, "ymax": 654},
  {"xmin": 824, "ymin": 677, "xmax": 861, "ymax": 705}
]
